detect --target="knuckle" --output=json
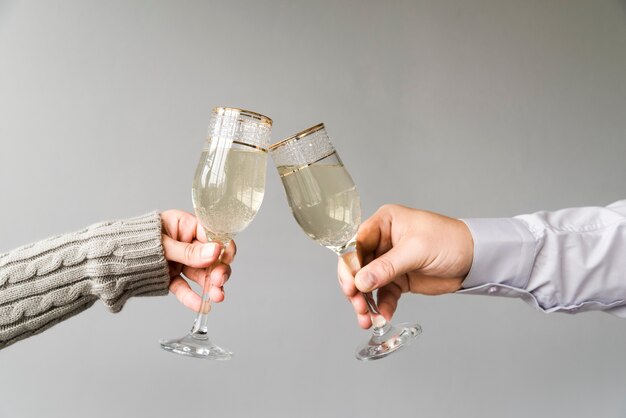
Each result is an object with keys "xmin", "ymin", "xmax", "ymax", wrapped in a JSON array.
[
  {"xmin": 175, "ymin": 287, "xmax": 187, "ymax": 303},
  {"xmin": 182, "ymin": 290, "xmax": 194, "ymax": 306},
  {"xmin": 183, "ymin": 244, "xmax": 197, "ymax": 263},
  {"xmin": 374, "ymin": 257, "xmax": 396, "ymax": 283},
  {"xmin": 178, "ymin": 215, "xmax": 194, "ymax": 237},
  {"xmin": 379, "ymin": 203, "xmax": 399, "ymax": 214}
]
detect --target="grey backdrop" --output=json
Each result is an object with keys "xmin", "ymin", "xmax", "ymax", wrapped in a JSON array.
[{"xmin": 1, "ymin": 1, "xmax": 626, "ymax": 417}]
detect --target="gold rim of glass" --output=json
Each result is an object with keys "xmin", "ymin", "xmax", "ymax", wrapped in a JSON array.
[
  {"xmin": 213, "ymin": 107, "xmax": 273, "ymax": 126},
  {"xmin": 269, "ymin": 123, "xmax": 325, "ymax": 151}
]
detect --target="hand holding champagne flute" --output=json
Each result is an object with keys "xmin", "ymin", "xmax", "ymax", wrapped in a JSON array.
[
  {"xmin": 269, "ymin": 124, "xmax": 421, "ymax": 360},
  {"xmin": 160, "ymin": 107, "xmax": 272, "ymax": 360}
]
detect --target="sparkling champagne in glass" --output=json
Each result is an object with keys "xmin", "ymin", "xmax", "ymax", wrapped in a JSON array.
[
  {"xmin": 160, "ymin": 107, "xmax": 272, "ymax": 360},
  {"xmin": 270, "ymin": 123, "xmax": 421, "ymax": 361}
]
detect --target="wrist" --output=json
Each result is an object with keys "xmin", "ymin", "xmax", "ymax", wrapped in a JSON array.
[{"xmin": 456, "ymin": 218, "xmax": 475, "ymax": 279}]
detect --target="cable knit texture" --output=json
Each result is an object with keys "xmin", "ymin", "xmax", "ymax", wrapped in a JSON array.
[{"xmin": 0, "ymin": 212, "xmax": 170, "ymax": 349}]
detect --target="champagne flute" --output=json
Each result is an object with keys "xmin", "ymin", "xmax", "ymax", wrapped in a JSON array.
[
  {"xmin": 269, "ymin": 123, "xmax": 421, "ymax": 361},
  {"xmin": 160, "ymin": 107, "xmax": 272, "ymax": 360}
]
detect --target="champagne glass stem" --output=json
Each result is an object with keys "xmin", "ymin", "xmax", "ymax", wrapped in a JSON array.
[
  {"xmin": 189, "ymin": 247, "xmax": 225, "ymax": 338},
  {"xmin": 340, "ymin": 249, "xmax": 390, "ymax": 334}
]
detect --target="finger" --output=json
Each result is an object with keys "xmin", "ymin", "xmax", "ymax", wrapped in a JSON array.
[
  {"xmin": 357, "ymin": 212, "xmax": 383, "ymax": 256},
  {"xmin": 349, "ymin": 292, "xmax": 369, "ymax": 316},
  {"xmin": 337, "ymin": 256, "xmax": 374, "ymax": 329},
  {"xmin": 181, "ymin": 265, "xmax": 209, "ymax": 288},
  {"xmin": 161, "ymin": 210, "xmax": 199, "ymax": 243},
  {"xmin": 209, "ymin": 285, "xmax": 225, "ymax": 303},
  {"xmin": 376, "ymin": 282, "xmax": 402, "ymax": 320},
  {"xmin": 161, "ymin": 209, "xmax": 182, "ymax": 239},
  {"xmin": 337, "ymin": 257, "xmax": 358, "ymax": 297},
  {"xmin": 221, "ymin": 240, "xmax": 237, "ymax": 264},
  {"xmin": 354, "ymin": 239, "xmax": 421, "ymax": 292},
  {"xmin": 169, "ymin": 275, "xmax": 201, "ymax": 312},
  {"xmin": 349, "ymin": 293, "xmax": 371, "ymax": 329},
  {"xmin": 209, "ymin": 263, "xmax": 232, "ymax": 287},
  {"xmin": 162, "ymin": 235, "xmax": 222, "ymax": 268},
  {"xmin": 195, "ymin": 222, "xmax": 208, "ymax": 243},
  {"xmin": 357, "ymin": 205, "xmax": 396, "ymax": 256},
  {"xmin": 357, "ymin": 313, "xmax": 372, "ymax": 329}
]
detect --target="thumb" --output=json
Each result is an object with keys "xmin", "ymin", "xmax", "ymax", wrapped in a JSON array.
[
  {"xmin": 354, "ymin": 243, "xmax": 417, "ymax": 292},
  {"xmin": 162, "ymin": 235, "xmax": 221, "ymax": 268}
]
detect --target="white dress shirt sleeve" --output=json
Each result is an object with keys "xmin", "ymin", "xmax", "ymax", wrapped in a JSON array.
[{"xmin": 458, "ymin": 200, "xmax": 626, "ymax": 317}]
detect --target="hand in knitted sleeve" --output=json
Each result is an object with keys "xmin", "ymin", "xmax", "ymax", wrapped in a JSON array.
[
  {"xmin": 160, "ymin": 209, "xmax": 236, "ymax": 311},
  {"xmin": 0, "ymin": 210, "xmax": 234, "ymax": 350}
]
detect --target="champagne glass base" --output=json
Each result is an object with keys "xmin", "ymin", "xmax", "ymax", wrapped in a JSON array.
[
  {"xmin": 355, "ymin": 322, "xmax": 422, "ymax": 361},
  {"xmin": 160, "ymin": 334, "xmax": 233, "ymax": 360}
]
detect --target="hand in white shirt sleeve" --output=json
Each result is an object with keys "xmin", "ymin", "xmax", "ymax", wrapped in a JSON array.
[{"xmin": 460, "ymin": 200, "xmax": 626, "ymax": 316}]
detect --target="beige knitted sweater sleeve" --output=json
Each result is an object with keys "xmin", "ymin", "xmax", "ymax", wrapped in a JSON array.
[{"xmin": 0, "ymin": 212, "xmax": 170, "ymax": 349}]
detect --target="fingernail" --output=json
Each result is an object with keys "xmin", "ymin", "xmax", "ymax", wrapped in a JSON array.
[
  {"xmin": 372, "ymin": 314, "xmax": 387, "ymax": 329},
  {"xmin": 356, "ymin": 271, "xmax": 375, "ymax": 291},
  {"xmin": 221, "ymin": 274, "xmax": 228, "ymax": 286},
  {"xmin": 201, "ymin": 243, "xmax": 218, "ymax": 259},
  {"xmin": 347, "ymin": 255, "xmax": 360, "ymax": 273},
  {"xmin": 201, "ymin": 303, "xmax": 212, "ymax": 314}
]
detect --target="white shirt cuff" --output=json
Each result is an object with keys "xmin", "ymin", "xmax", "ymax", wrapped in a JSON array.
[{"xmin": 459, "ymin": 218, "xmax": 537, "ymax": 291}]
